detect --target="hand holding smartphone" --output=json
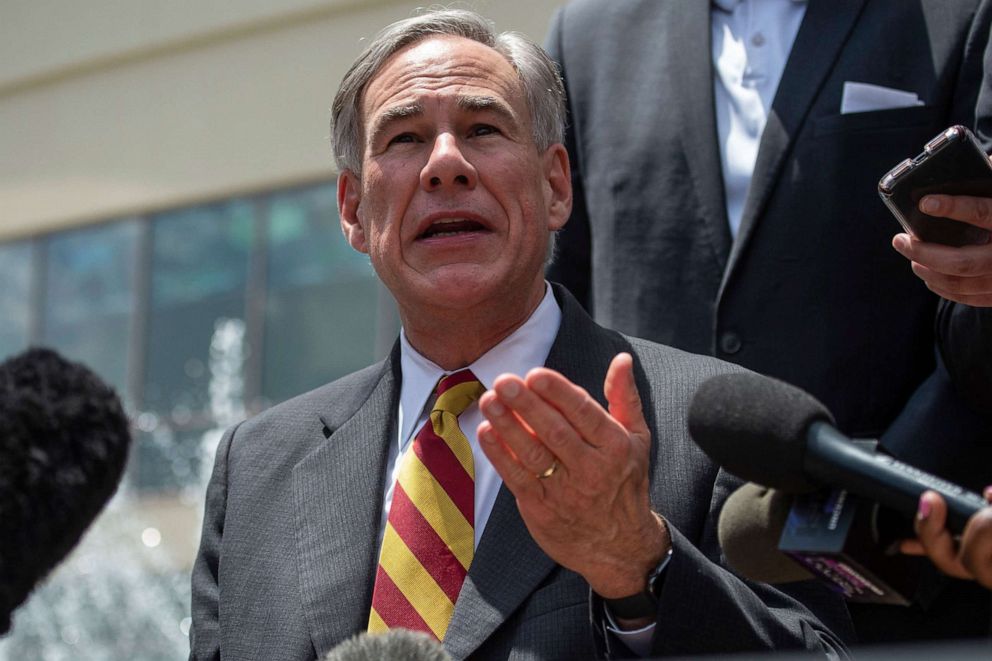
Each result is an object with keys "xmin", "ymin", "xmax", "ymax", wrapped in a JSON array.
[{"xmin": 878, "ymin": 125, "xmax": 992, "ymax": 247}]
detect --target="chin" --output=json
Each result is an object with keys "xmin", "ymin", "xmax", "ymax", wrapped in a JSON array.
[{"xmin": 415, "ymin": 267, "xmax": 507, "ymax": 307}]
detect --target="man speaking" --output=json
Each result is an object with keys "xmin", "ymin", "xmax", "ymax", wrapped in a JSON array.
[{"xmin": 189, "ymin": 9, "xmax": 851, "ymax": 659}]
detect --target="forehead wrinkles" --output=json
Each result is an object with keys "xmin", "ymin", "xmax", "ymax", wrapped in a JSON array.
[
  {"xmin": 366, "ymin": 63, "xmax": 521, "ymax": 113},
  {"xmin": 359, "ymin": 37, "xmax": 526, "ymax": 146}
]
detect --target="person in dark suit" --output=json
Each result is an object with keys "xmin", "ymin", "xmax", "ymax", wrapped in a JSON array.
[
  {"xmin": 545, "ymin": 0, "xmax": 992, "ymax": 643},
  {"xmin": 188, "ymin": 9, "xmax": 853, "ymax": 660},
  {"xmin": 896, "ymin": 191, "xmax": 992, "ymax": 596}
]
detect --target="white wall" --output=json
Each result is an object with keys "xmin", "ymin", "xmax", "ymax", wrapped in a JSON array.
[{"xmin": 0, "ymin": 0, "xmax": 564, "ymax": 240}]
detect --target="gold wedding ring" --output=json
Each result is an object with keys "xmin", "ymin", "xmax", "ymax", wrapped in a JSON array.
[{"xmin": 537, "ymin": 459, "xmax": 558, "ymax": 480}]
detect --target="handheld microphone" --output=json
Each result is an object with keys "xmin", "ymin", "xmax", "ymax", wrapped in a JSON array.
[
  {"xmin": 0, "ymin": 348, "xmax": 131, "ymax": 633},
  {"xmin": 719, "ymin": 481, "xmax": 926, "ymax": 604},
  {"xmin": 688, "ymin": 372, "xmax": 988, "ymax": 532},
  {"xmin": 717, "ymin": 482, "xmax": 813, "ymax": 584},
  {"xmin": 324, "ymin": 629, "xmax": 452, "ymax": 661}
]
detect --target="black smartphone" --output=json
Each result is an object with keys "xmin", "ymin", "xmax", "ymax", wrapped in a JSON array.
[{"xmin": 878, "ymin": 125, "xmax": 992, "ymax": 246}]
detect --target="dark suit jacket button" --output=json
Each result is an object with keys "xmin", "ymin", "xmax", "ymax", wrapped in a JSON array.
[{"xmin": 719, "ymin": 332, "xmax": 742, "ymax": 355}]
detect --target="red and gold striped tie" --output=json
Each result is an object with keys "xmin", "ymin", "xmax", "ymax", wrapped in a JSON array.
[{"xmin": 368, "ymin": 369, "xmax": 485, "ymax": 641}]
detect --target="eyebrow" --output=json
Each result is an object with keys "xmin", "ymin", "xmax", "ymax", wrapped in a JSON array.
[
  {"xmin": 366, "ymin": 94, "xmax": 519, "ymax": 147},
  {"xmin": 456, "ymin": 94, "xmax": 517, "ymax": 123},
  {"xmin": 368, "ymin": 102, "xmax": 424, "ymax": 147}
]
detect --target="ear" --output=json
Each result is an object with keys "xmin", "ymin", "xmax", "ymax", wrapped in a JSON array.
[
  {"xmin": 338, "ymin": 170, "xmax": 368, "ymax": 253},
  {"xmin": 543, "ymin": 144, "xmax": 572, "ymax": 231}
]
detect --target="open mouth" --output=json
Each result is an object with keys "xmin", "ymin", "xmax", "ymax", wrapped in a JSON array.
[{"xmin": 418, "ymin": 218, "xmax": 487, "ymax": 239}]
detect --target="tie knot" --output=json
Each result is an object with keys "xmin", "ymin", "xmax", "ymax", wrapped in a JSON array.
[{"xmin": 433, "ymin": 369, "xmax": 484, "ymax": 418}]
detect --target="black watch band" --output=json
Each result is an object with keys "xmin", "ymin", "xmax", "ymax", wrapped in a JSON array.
[{"xmin": 602, "ymin": 548, "xmax": 672, "ymax": 620}]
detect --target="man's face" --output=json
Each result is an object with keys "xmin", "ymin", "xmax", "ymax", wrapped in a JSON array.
[{"xmin": 338, "ymin": 36, "xmax": 571, "ymax": 317}]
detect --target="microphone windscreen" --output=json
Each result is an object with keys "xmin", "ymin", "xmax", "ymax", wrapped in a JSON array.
[
  {"xmin": 0, "ymin": 348, "xmax": 131, "ymax": 633},
  {"xmin": 324, "ymin": 630, "xmax": 452, "ymax": 661},
  {"xmin": 688, "ymin": 372, "xmax": 834, "ymax": 492},
  {"xmin": 718, "ymin": 483, "xmax": 812, "ymax": 584}
]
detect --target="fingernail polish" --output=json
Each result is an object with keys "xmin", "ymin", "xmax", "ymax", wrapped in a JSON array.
[{"xmin": 917, "ymin": 498, "xmax": 932, "ymax": 521}]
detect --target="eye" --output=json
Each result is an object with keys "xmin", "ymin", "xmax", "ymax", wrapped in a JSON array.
[
  {"xmin": 470, "ymin": 124, "xmax": 500, "ymax": 137},
  {"xmin": 388, "ymin": 132, "xmax": 417, "ymax": 145}
]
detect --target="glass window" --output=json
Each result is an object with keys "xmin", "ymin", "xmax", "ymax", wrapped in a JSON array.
[
  {"xmin": 42, "ymin": 220, "xmax": 140, "ymax": 400},
  {"xmin": 0, "ymin": 240, "xmax": 34, "ymax": 360},
  {"xmin": 139, "ymin": 200, "xmax": 254, "ymax": 492},
  {"xmin": 262, "ymin": 183, "xmax": 385, "ymax": 405}
]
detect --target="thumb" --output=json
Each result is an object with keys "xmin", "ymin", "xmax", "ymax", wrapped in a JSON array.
[{"xmin": 604, "ymin": 353, "xmax": 649, "ymax": 439}]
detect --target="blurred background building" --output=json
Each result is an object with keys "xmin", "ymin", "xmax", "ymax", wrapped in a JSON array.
[{"xmin": 0, "ymin": 1, "xmax": 561, "ymax": 657}]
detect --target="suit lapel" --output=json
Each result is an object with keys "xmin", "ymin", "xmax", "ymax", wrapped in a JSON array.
[
  {"xmin": 667, "ymin": 0, "xmax": 734, "ymax": 271},
  {"xmin": 293, "ymin": 354, "xmax": 399, "ymax": 653},
  {"xmin": 722, "ymin": 0, "xmax": 868, "ymax": 288},
  {"xmin": 443, "ymin": 487, "xmax": 556, "ymax": 659}
]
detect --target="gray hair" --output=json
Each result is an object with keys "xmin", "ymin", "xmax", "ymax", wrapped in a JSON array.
[{"xmin": 331, "ymin": 8, "xmax": 566, "ymax": 174}]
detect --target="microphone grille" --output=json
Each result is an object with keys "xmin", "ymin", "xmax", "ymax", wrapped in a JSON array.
[
  {"xmin": 688, "ymin": 372, "xmax": 833, "ymax": 492},
  {"xmin": 324, "ymin": 630, "xmax": 452, "ymax": 661}
]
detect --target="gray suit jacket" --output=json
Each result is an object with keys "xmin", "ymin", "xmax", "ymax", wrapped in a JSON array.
[{"xmin": 189, "ymin": 286, "xmax": 852, "ymax": 660}]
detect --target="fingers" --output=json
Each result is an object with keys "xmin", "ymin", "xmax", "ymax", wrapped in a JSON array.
[
  {"xmin": 891, "ymin": 233, "xmax": 992, "ymax": 306},
  {"xmin": 912, "ymin": 491, "xmax": 972, "ymax": 580},
  {"xmin": 920, "ymin": 194, "xmax": 992, "ymax": 229},
  {"xmin": 476, "ymin": 377, "xmax": 575, "ymax": 493},
  {"xmin": 899, "ymin": 538, "xmax": 926, "ymax": 556},
  {"xmin": 603, "ymin": 352, "xmax": 650, "ymax": 440},
  {"xmin": 959, "ymin": 508, "xmax": 992, "ymax": 589},
  {"xmin": 477, "ymin": 353, "xmax": 649, "ymax": 491}
]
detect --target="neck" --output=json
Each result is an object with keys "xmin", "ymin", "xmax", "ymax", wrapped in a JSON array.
[{"xmin": 401, "ymin": 282, "xmax": 546, "ymax": 371}]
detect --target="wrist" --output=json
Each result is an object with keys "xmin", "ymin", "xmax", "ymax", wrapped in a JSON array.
[
  {"xmin": 601, "ymin": 546, "xmax": 673, "ymax": 623},
  {"xmin": 596, "ymin": 513, "xmax": 672, "ymax": 622},
  {"xmin": 593, "ymin": 512, "xmax": 670, "ymax": 596}
]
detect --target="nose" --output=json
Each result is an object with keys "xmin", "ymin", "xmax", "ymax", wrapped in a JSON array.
[{"xmin": 420, "ymin": 133, "xmax": 477, "ymax": 191}]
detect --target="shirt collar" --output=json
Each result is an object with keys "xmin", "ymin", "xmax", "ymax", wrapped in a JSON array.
[{"xmin": 397, "ymin": 282, "xmax": 561, "ymax": 448}]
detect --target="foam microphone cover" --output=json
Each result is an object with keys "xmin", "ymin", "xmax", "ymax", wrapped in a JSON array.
[
  {"xmin": 324, "ymin": 629, "xmax": 452, "ymax": 661},
  {"xmin": 0, "ymin": 348, "xmax": 131, "ymax": 633},
  {"xmin": 688, "ymin": 372, "xmax": 835, "ymax": 493},
  {"xmin": 718, "ymin": 482, "xmax": 813, "ymax": 584}
]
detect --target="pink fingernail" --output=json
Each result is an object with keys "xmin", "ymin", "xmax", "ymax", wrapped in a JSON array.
[
  {"xmin": 917, "ymin": 497, "xmax": 932, "ymax": 521},
  {"xmin": 983, "ymin": 485, "xmax": 992, "ymax": 501},
  {"xmin": 921, "ymin": 196, "xmax": 940, "ymax": 214}
]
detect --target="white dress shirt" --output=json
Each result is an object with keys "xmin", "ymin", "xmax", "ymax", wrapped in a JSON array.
[{"xmin": 712, "ymin": 0, "xmax": 806, "ymax": 237}]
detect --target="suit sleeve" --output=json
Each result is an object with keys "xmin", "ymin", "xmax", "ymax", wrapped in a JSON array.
[
  {"xmin": 544, "ymin": 7, "xmax": 594, "ymax": 311},
  {"xmin": 592, "ymin": 467, "xmax": 853, "ymax": 659},
  {"xmin": 188, "ymin": 423, "xmax": 240, "ymax": 661}
]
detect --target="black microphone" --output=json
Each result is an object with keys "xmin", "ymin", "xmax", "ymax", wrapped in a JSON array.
[
  {"xmin": 0, "ymin": 348, "xmax": 131, "ymax": 633},
  {"xmin": 718, "ymin": 481, "xmax": 929, "ymax": 603},
  {"xmin": 324, "ymin": 629, "xmax": 452, "ymax": 661},
  {"xmin": 688, "ymin": 372, "xmax": 988, "ymax": 533}
]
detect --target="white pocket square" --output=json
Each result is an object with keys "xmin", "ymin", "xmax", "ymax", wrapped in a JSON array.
[{"xmin": 840, "ymin": 81, "xmax": 925, "ymax": 114}]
